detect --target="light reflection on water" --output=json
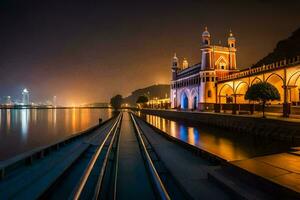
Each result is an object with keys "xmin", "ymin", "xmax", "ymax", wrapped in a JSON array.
[
  {"xmin": 143, "ymin": 114, "xmax": 290, "ymax": 161},
  {"xmin": 0, "ymin": 108, "xmax": 112, "ymax": 160},
  {"xmin": 21, "ymin": 109, "xmax": 29, "ymax": 140}
]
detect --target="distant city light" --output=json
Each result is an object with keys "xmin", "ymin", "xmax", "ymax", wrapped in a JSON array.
[
  {"xmin": 22, "ymin": 88, "xmax": 30, "ymax": 105},
  {"xmin": 23, "ymin": 88, "xmax": 29, "ymax": 93}
]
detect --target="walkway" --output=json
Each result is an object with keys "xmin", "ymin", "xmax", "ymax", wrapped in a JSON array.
[
  {"xmin": 135, "ymin": 116, "xmax": 232, "ymax": 199},
  {"xmin": 116, "ymin": 112, "xmax": 155, "ymax": 200},
  {"xmin": 231, "ymin": 151, "xmax": 300, "ymax": 196},
  {"xmin": 152, "ymin": 108, "xmax": 300, "ymax": 123}
]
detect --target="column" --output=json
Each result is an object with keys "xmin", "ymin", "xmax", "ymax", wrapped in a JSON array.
[{"xmin": 283, "ymin": 66, "xmax": 290, "ymax": 117}]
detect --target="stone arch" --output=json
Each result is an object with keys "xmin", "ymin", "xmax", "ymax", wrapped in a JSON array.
[
  {"xmin": 265, "ymin": 73, "xmax": 284, "ymax": 103},
  {"xmin": 287, "ymin": 70, "xmax": 300, "ymax": 103},
  {"xmin": 234, "ymin": 81, "xmax": 249, "ymax": 104},
  {"xmin": 218, "ymin": 83, "xmax": 234, "ymax": 104},
  {"xmin": 179, "ymin": 88, "xmax": 191, "ymax": 109},
  {"xmin": 287, "ymin": 70, "xmax": 300, "ymax": 86},
  {"xmin": 234, "ymin": 81, "xmax": 249, "ymax": 94},
  {"xmin": 251, "ymin": 77, "xmax": 263, "ymax": 85},
  {"xmin": 181, "ymin": 92, "xmax": 189, "ymax": 109},
  {"xmin": 265, "ymin": 73, "xmax": 284, "ymax": 83},
  {"xmin": 190, "ymin": 88, "xmax": 198, "ymax": 109}
]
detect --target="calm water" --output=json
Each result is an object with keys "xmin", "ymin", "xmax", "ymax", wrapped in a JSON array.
[
  {"xmin": 140, "ymin": 114, "xmax": 291, "ymax": 161},
  {"xmin": 0, "ymin": 108, "xmax": 112, "ymax": 160}
]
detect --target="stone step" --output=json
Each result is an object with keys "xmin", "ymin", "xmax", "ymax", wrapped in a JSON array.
[{"xmin": 208, "ymin": 168, "xmax": 272, "ymax": 200}]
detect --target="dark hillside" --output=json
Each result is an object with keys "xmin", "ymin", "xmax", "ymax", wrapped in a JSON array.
[{"xmin": 254, "ymin": 28, "xmax": 300, "ymax": 67}]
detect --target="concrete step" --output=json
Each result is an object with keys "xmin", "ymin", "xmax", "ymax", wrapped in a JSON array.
[
  {"xmin": 208, "ymin": 168, "xmax": 272, "ymax": 200},
  {"xmin": 289, "ymin": 151, "xmax": 300, "ymax": 157}
]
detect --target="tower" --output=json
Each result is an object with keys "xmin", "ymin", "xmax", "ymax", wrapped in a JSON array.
[
  {"xmin": 201, "ymin": 27, "xmax": 213, "ymax": 70},
  {"xmin": 22, "ymin": 88, "xmax": 29, "ymax": 105},
  {"xmin": 228, "ymin": 30, "xmax": 237, "ymax": 69},
  {"xmin": 172, "ymin": 53, "xmax": 179, "ymax": 80},
  {"xmin": 202, "ymin": 26, "xmax": 211, "ymax": 45},
  {"xmin": 182, "ymin": 58, "xmax": 188, "ymax": 69},
  {"xmin": 53, "ymin": 96, "xmax": 57, "ymax": 107}
]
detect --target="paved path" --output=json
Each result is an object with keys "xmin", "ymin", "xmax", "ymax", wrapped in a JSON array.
[
  {"xmin": 231, "ymin": 152, "xmax": 300, "ymax": 194},
  {"xmin": 148, "ymin": 108, "xmax": 300, "ymax": 123},
  {"xmin": 135, "ymin": 117, "xmax": 232, "ymax": 199},
  {"xmin": 116, "ymin": 112, "xmax": 155, "ymax": 200}
]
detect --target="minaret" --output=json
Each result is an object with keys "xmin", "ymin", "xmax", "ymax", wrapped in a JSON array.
[
  {"xmin": 182, "ymin": 58, "xmax": 188, "ymax": 69},
  {"xmin": 201, "ymin": 27, "xmax": 213, "ymax": 70},
  {"xmin": 228, "ymin": 30, "xmax": 237, "ymax": 69},
  {"xmin": 172, "ymin": 53, "xmax": 179, "ymax": 80},
  {"xmin": 202, "ymin": 26, "xmax": 211, "ymax": 45}
]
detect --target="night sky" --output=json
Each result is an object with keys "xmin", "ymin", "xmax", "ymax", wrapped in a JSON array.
[{"xmin": 0, "ymin": 0, "xmax": 299, "ymax": 105}]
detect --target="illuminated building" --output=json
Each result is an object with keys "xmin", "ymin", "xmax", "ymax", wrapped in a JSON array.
[
  {"xmin": 171, "ymin": 27, "xmax": 300, "ymax": 116},
  {"xmin": 146, "ymin": 97, "xmax": 170, "ymax": 109},
  {"xmin": 22, "ymin": 88, "xmax": 30, "ymax": 105},
  {"xmin": 171, "ymin": 27, "xmax": 237, "ymax": 110},
  {"xmin": 216, "ymin": 56, "xmax": 300, "ymax": 116}
]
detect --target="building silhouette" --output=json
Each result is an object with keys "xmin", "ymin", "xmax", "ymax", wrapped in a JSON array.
[{"xmin": 22, "ymin": 88, "xmax": 30, "ymax": 105}]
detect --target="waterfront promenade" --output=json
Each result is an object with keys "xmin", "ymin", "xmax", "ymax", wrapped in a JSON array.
[
  {"xmin": 140, "ymin": 108, "xmax": 300, "ymax": 198},
  {"xmin": 135, "ymin": 117, "xmax": 232, "ymax": 199},
  {"xmin": 116, "ymin": 113, "xmax": 155, "ymax": 199}
]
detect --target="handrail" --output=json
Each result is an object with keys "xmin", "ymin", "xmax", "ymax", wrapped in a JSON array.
[
  {"xmin": 93, "ymin": 113, "xmax": 122, "ymax": 199},
  {"xmin": 113, "ymin": 120, "xmax": 121, "ymax": 200},
  {"xmin": 130, "ymin": 114, "xmax": 171, "ymax": 200},
  {"xmin": 71, "ymin": 113, "xmax": 122, "ymax": 200}
]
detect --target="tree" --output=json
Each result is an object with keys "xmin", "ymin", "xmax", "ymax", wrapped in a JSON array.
[
  {"xmin": 136, "ymin": 95, "xmax": 149, "ymax": 108},
  {"xmin": 245, "ymin": 82, "xmax": 280, "ymax": 118},
  {"xmin": 136, "ymin": 95, "xmax": 148, "ymax": 104},
  {"xmin": 110, "ymin": 94, "xmax": 123, "ymax": 110}
]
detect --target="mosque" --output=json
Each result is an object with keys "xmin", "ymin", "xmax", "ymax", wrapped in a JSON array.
[
  {"xmin": 171, "ymin": 27, "xmax": 238, "ymax": 110},
  {"xmin": 170, "ymin": 27, "xmax": 300, "ymax": 116}
]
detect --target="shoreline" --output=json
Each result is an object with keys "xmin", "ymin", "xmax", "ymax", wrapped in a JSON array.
[{"xmin": 140, "ymin": 109, "xmax": 300, "ymax": 145}]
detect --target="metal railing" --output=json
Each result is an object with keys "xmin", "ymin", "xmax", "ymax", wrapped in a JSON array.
[
  {"xmin": 130, "ymin": 114, "xmax": 171, "ymax": 200},
  {"xmin": 93, "ymin": 113, "xmax": 122, "ymax": 199},
  {"xmin": 71, "ymin": 113, "xmax": 122, "ymax": 200}
]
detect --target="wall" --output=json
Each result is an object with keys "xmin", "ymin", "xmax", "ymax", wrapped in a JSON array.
[
  {"xmin": 141, "ymin": 109, "xmax": 300, "ymax": 145},
  {"xmin": 217, "ymin": 58, "xmax": 300, "ymax": 105}
]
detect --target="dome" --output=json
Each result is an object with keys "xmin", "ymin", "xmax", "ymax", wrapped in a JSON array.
[
  {"xmin": 202, "ymin": 27, "xmax": 210, "ymax": 37},
  {"xmin": 228, "ymin": 30, "xmax": 235, "ymax": 40}
]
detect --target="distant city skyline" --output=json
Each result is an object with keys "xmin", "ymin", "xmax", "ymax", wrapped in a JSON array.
[
  {"xmin": 1, "ymin": 88, "xmax": 58, "ymax": 106},
  {"xmin": 0, "ymin": 1, "xmax": 299, "ymax": 105}
]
